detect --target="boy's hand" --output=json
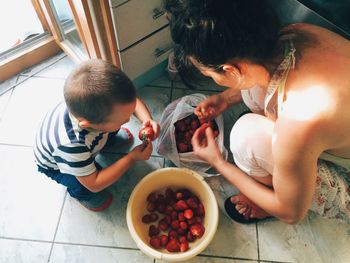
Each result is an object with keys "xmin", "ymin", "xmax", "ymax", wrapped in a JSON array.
[
  {"xmin": 129, "ymin": 140, "xmax": 153, "ymax": 161},
  {"xmin": 142, "ymin": 119, "xmax": 160, "ymax": 140}
]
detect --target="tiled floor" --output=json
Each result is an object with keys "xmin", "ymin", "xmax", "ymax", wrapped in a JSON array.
[{"xmin": 0, "ymin": 53, "xmax": 350, "ymax": 263}]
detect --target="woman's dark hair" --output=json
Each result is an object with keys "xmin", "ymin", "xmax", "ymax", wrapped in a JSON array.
[
  {"xmin": 64, "ymin": 59, "xmax": 136, "ymax": 124},
  {"xmin": 164, "ymin": 0, "xmax": 281, "ymax": 81}
]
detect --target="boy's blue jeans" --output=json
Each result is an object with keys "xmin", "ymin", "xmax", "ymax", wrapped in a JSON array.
[{"xmin": 37, "ymin": 162, "xmax": 103, "ymax": 201}]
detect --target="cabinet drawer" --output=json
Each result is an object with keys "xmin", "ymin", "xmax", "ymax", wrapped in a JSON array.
[
  {"xmin": 111, "ymin": 0, "xmax": 168, "ymax": 50},
  {"xmin": 109, "ymin": 0, "xmax": 128, "ymax": 8},
  {"xmin": 120, "ymin": 27, "xmax": 173, "ymax": 79}
]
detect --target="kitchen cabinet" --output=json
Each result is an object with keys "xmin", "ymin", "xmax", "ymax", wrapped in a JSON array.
[{"xmin": 39, "ymin": 0, "xmax": 173, "ymax": 87}]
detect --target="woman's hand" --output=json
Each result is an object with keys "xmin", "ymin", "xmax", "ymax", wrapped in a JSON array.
[
  {"xmin": 191, "ymin": 124, "xmax": 224, "ymax": 166},
  {"xmin": 142, "ymin": 119, "xmax": 160, "ymax": 141},
  {"xmin": 194, "ymin": 93, "xmax": 229, "ymax": 121}
]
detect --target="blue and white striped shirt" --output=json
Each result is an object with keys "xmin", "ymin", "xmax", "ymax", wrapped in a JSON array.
[{"xmin": 34, "ymin": 102, "xmax": 109, "ymax": 176}]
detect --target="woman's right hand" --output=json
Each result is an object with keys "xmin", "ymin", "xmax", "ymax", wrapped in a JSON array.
[
  {"xmin": 194, "ymin": 93, "xmax": 229, "ymax": 121},
  {"xmin": 129, "ymin": 140, "xmax": 153, "ymax": 161},
  {"xmin": 191, "ymin": 125, "xmax": 224, "ymax": 167}
]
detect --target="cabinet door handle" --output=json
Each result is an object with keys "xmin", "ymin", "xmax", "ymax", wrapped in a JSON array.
[
  {"xmin": 152, "ymin": 8, "xmax": 165, "ymax": 20},
  {"xmin": 154, "ymin": 46, "xmax": 173, "ymax": 58}
]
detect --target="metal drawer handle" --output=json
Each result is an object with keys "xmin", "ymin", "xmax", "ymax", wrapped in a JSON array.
[
  {"xmin": 154, "ymin": 46, "xmax": 173, "ymax": 58},
  {"xmin": 152, "ymin": 8, "xmax": 165, "ymax": 20}
]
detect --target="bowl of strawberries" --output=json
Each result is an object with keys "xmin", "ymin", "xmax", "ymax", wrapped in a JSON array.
[{"xmin": 126, "ymin": 168, "xmax": 219, "ymax": 262}]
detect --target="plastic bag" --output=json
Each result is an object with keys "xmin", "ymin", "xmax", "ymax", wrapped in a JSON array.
[{"xmin": 156, "ymin": 93, "xmax": 228, "ymax": 177}]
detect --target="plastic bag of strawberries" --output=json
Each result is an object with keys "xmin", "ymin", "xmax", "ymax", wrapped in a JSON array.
[{"xmin": 156, "ymin": 93, "xmax": 228, "ymax": 177}]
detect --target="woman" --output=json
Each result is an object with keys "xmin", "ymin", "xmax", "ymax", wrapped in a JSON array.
[{"xmin": 164, "ymin": 0, "xmax": 350, "ymax": 224}]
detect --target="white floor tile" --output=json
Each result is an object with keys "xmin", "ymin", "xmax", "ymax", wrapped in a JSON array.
[
  {"xmin": 258, "ymin": 213, "xmax": 350, "ymax": 263},
  {"xmin": 0, "ymin": 145, "xmax": 66, "ymax": 240},
  {"xmin": 50, "ymin": 243, "xmax": 153, "ymax": 263},
  {"xmin": 0, "ymin": 239, "xmax": 51, "ymax": 263},
  {"xmin": 0, "ymin": 77, "xmax": 65, "ymax": 146}
]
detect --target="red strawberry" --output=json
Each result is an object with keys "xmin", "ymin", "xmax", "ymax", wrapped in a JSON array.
[
  {"xmin": 179, "ymin": 221, "xmax": 188, "ymax": 230},
  {"xmin": 147, "ymin": 202, "xmax": 156, "ymax": 212},
  {"xmin": 147, "ymin": 192, "xmax": 157, "ymax": 203},
  {"xmin": 190, "ymin": 223, "xmax": 205, "ymax": 238},
  {"xmin": 171, "ymin": 220, "xmax": 179, "ymax": 230},
  {"xmin": 138, "ymin": 126, "xmax": 154, "ymax": 141},
  {"xmin": 177, "ymin": 142, "xmax": 188, "ymax": 153},
  {"xmin": 168, "ymin": 230, "xmax": 178, "ymax": 240},
  {"xmin": 186, "ymin": 197, "xmax": 199, "ymax": 209},
  {"xmin": 195, "ymin": 203, "xmax": 205, "ymax": 216},
  {"xmin": 178, "ymin": 212, "xmax": 185, "ymax": 222},
  {"xmin": 166, "ymin": 239, "xmax": 180, "ymax": 252},
  {"xmin": 173, "ymin": 200, "xmax": 188, "ymax": 211},
  {"xmin": 186, "ymin": 231, "xmax": 196, "ymax": 242},
  {"xmin": 175, "ymin": 121, "xmax": 186, "ymax": 132},
  {"xmin": 142, "ymin": 214, "xmax": 151, "ymax": 224},
  {"xmin": 160, "ymin": 234, "xmax": 168, "ymax": 247},
  {"xmin": 149, "ymin": 213, "xmax": 159, "ymax": 222},
  {"xmin": 158, "ymin": 219, "xmax": 169, "ymax": 231},
  {"xmin": 150, "ymin": 236, "xmax": 161, "ymax": 249},
  {"xmin": 179, "ymin": 235, "xmax": 187, "ymax": 243},
  {"xmin": 149, "ymin": 225, "xmax": 160, "ymax": 237},
  {"xmin": 180, "ymin": 241, "xmax": 189, "ymax": 252},
  {"xmin": 184, "ymin": 209, "xmax": 194, "ymax": 220}
]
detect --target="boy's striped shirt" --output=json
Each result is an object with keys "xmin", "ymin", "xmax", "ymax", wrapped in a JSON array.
[{"xmin": 34, "ymin": 102, "xmax": 109, "ymax": 176}]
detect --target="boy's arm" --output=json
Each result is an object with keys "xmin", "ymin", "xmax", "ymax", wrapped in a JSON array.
[
  {"xmin": 77, "ymin": 141, "xmax": 152, "ymax": 192},
  {"xmin": 134, "ymin": 97, "xmax": 152, "ymax": 123}
]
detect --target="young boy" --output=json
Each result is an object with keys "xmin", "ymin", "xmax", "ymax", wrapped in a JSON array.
[{"xmin": 34, "ymin": 59, "xmax": 159, "ymax": 211}]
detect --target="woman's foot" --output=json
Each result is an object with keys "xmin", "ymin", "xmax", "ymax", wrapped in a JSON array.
[{"xmin": 224, "ymin": 193, "xmax": 272, "ymax": 223}]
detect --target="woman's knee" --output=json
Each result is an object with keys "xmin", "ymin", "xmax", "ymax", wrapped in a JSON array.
[{"xmin": 230, "ymin": 113, "xmax": 274, "ymax": 176}]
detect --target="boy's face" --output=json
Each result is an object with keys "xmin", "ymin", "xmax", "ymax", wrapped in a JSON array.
[{"xmin": 88, "ymin": 100, "xmax": 136, "ymax": 133}]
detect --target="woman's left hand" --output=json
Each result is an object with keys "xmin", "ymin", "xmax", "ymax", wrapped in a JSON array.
[
  {"xmin": 191, "ymin": 125, "xmax": 224, "ymax": 166},
  {"xmin": 142, "ymin": 119, "xmax": 160, "ymax": 141}
]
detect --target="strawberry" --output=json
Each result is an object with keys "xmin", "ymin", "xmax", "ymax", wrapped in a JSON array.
[
  {"xmin": 180, "ymin": 241, "xmax": 189, "ymax": 252},
  {"xmin": 142, "ymin": 214, "xmax": 151, "ymax": 224},
  {"xmin": 158, "ymin": 218, "xmax": 169, "ymax": 231},
  {"xmin": 160, "ymin": 234, "xmax": 168, "ymax": 247},
  {"xmin": 184, "ymin": 209, "xmax": 194, "ymax": 220},
  {"xmin": 150, "ymin": 236, "xmax": 161, "ymax": 249},
  {"xmin": 168, "ymin": 230, "xmax": 178, "ymax": 240},
  {"xmin": 171, "ymin": 220, "xmax": 179, "ymax": 230},
  {"xmin": 190, "ymin": 223, "xmax": 205, "ymax": 238},
  {"xmin": 166, "ymin": 239, "xmax": 180, "ymax": 252},
  {"xmin": 147, "ymin": 192, "xmax": 157, "ymax": 203},
  {"xmin": 147, "ymin": 202, "xmax": 156, "ymax": 212},
  {"xmin": 179, "ymin": 221, "xmax": 188, "ymax": 230},
  {"xmin": 178, "ymin": 212, "xmax": 185, "ymax": 222},
  {"xmin": 186, "ymin": 197, "xmax": 199, "ymax": 209},
  {"xmin": 177, "ymin": 142, "xmax": 188, "ymax": 153},
  {"xmin": 179, "ymin": 235, "xmax": 187, "ymax": 243},
  {"xmin": 138, "ymin": 126, "xmax": 154, "ymax": 141},
  {"xmin": 195, "ymin": 203, "xmax": 205, "ymax": 216},
  {"xmin": 149, "ymin": 225, "xmax": 160, "ymax": 237},
  {"xmin": 173, "ymin": 200, "xmax": 188, "ymax": 211},
  {"xmin": 149, "ymin": 213, "xmax": 159, "ymax": 222},
  {"xmin": 186, "ymin": 231, "xmax": 196, "ymax": 242}
]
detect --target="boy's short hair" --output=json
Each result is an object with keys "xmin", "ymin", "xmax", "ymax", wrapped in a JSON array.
[{"xmin": 64, "ymin": 59, "xmax": 136, "ymax": 124}]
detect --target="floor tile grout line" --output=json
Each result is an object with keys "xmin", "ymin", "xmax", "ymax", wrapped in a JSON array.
[
  {"xmin": 0, "ymin": 236, "xmax": 52, "ymax": 244},
  {"xmin": 50, "ymin": 241, "xmax": 141, "ymax": 251},
  {"xmin": 48, "ymin": 191, "xmax": 68, "ymax": 261},
  {"xmin": 0, "ymin": 88, "xmax": 14, "ymax": 122},
  {"xmin": 256, "ymin": 222, "xmax": 260, "ymax": 261},
  {"xmin": 0, "ymin": 143, "xmax": 32, "ymax": 148},
  {"xmin": 197, "ymin": 254, "xmax": 258, "ymax": 261},
  {"xmin": 0, "ymin": 53, "xmax": 67, "ymax": 96}
]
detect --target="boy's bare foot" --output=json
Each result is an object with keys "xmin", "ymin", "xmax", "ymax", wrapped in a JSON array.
[{"xmin": 224, "ymin": 193, "xmax": 272, "ymax": 223}]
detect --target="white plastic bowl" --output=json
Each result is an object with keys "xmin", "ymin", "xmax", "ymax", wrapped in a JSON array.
[{"xmin": 126, "ymin": 168, "xmax": 219, "ymax": 262}]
